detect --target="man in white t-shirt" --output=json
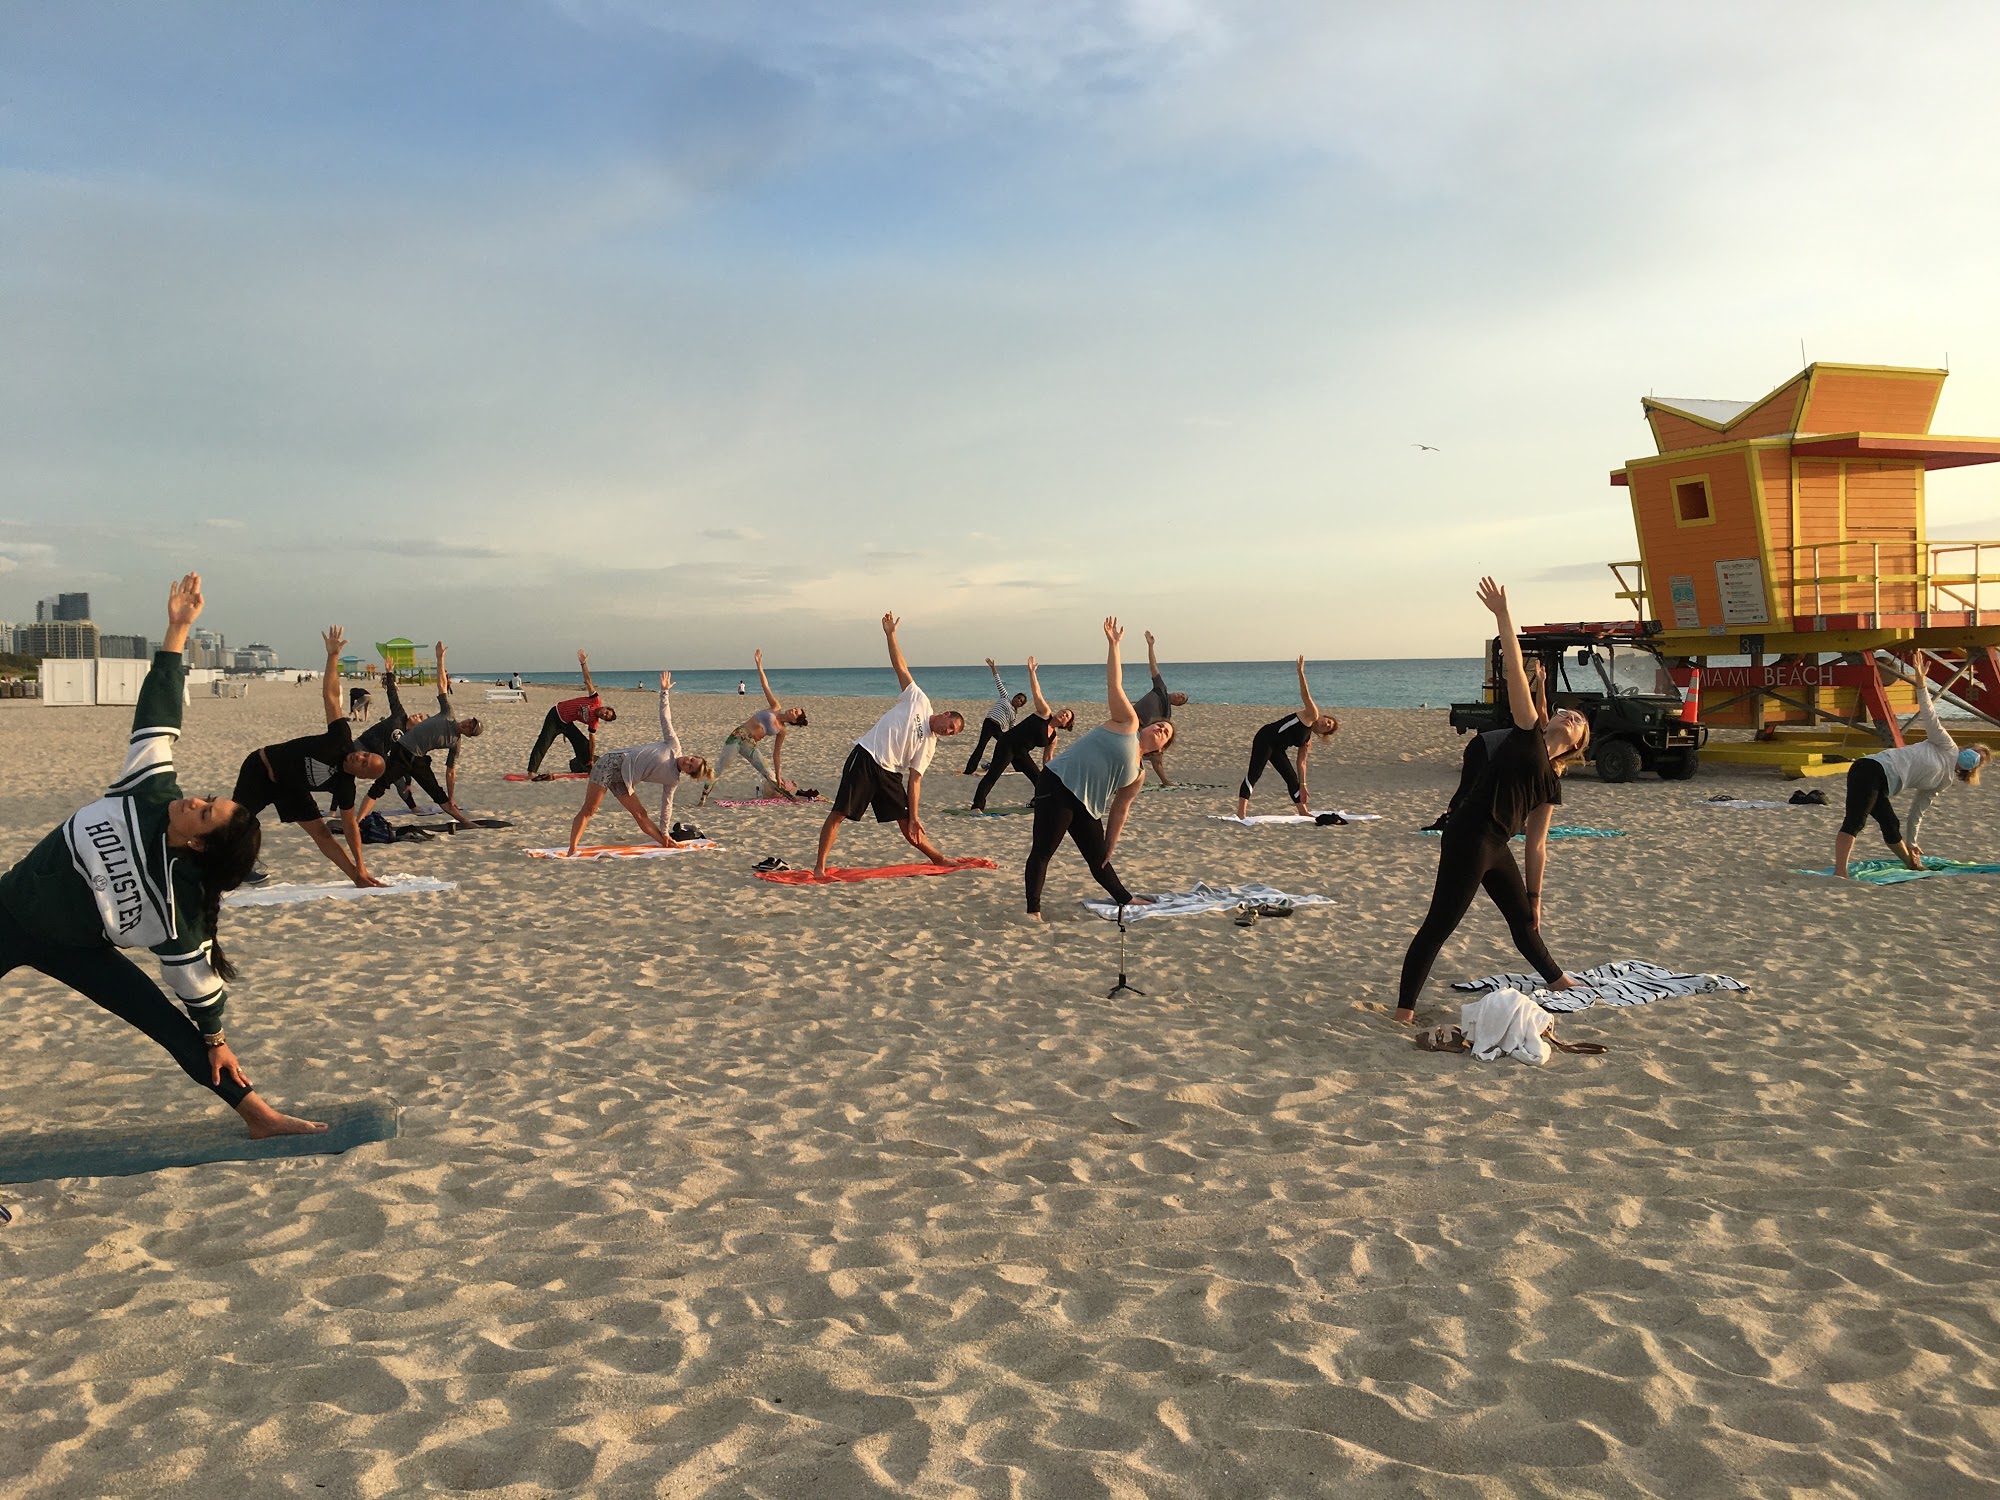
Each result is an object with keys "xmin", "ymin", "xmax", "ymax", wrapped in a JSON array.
[{"xmin": 813, "ymin": 613, "xmax": 972, "ymax": 878}]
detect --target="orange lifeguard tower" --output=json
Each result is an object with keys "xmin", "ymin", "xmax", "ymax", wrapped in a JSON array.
[{"xmin": 1606, "ymin": 362, "xmax": 2000, "ymax": 771}]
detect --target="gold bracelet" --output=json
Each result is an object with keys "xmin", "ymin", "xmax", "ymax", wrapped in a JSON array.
[{"xmin": 204, "ymin": 1033, "xmax": 227, "ymax": 1047}]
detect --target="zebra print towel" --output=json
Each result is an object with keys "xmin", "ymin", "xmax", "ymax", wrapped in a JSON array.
[{"xmin": 1453, "ymin": 960, "xmax": 1749, "ymax": 1014}]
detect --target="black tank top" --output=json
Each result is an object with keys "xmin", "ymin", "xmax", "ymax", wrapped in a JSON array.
[
  {"xmin": 1472, "ymin": 723, "xmax": 1561, "ymax": 836},
  {"xmin": 1004, "ymin": 712, "xmax": 1051, "ymax": 747},
  {"xmin": 1261, "ymin": 714, "xmax": 1311, "ymax": 750}
]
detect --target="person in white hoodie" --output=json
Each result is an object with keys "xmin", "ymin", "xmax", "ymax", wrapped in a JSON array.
[{"xmin": 1834, "ymin": 654, "xmax": 1991, "ymax": 877}]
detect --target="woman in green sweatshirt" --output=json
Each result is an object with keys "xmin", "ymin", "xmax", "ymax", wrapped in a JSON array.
[{"xmin": 0, "ymin": 574, "xmax": 324, "ymax": 1138}]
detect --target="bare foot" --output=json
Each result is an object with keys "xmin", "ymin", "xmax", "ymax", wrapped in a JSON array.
[
  {"xmin": 1393, "ymin": 1007, "xmax": 1419, "ymax": 1026},
  {"xmin": 237, "ymin": 1094, "xmax": 328, "ymax": 1138},
  {"xmin": 1235, "ymin": 802, "xmax": 1249, "ymax": 820},
  {"xmin": 1547, "ymin": 974, "xmax": 1579, "ymax": 991}
]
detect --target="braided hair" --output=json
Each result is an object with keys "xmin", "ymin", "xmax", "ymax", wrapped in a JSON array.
[{"xmin": 192, "ymin": 805, "xmax": 262, "ymax": 982}]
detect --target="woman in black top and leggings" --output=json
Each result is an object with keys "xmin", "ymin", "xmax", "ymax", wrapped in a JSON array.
[
  {"xmin": 1235, "ymin": 657, "xmax": 1340, "ymax": 818},
  {"xmin": 1395, "ymin": 579, "xmax": 1588, "ymax": 1024}
]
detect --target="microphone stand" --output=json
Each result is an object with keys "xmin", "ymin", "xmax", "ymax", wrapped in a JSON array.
[{"xmin": 1106, "ymin": 903, "xmax": 1144, "ymax": 999}]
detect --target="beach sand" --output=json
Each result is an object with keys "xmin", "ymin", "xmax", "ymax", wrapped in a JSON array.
[{"xmin": 3, "ymin": 680, "xmax": 1998, "ymax": 1497}]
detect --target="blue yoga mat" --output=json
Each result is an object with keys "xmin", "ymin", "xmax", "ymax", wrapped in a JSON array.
[
  {"xmin": 1801, "ymin": 856, "xmax": 2000, "ymax": 886},
  {"xmin": 0, "ymin": 1099, "xmax": 399, "ymax": 1185}
]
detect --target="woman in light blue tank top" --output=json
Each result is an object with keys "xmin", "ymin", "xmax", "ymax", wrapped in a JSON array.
[{"xmin": 1025, "ymin": 619, "xmax": 1175, "ymax": 915}]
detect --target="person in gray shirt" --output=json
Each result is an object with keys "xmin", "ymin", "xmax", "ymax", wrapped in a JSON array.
[{"xmin": 1131, "ymin": 630, "xmax": 1189, "ymax": 786}]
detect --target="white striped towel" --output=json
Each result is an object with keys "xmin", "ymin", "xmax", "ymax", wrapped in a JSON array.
[
  {"xmin": 226, "ymin": 875, "xmax": 455, "ymax": 907},
  {"xmin": 1453, "ymin": 959, "xmax": 1749, "ymax": 1013},
  {"xmin": 1082, "ymin": 881, "xmax": 1332, "ymax": 920}
]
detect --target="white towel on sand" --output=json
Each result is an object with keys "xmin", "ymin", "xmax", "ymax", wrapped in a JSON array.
[
  {"xmin": 1082, "ymin": 881, "xmax": 1332, "ymax": 920},
  {"xmin": 1453, "ymin": 959, "xmax": 1749, "ymax": 1014},
  {"xmin": 1207, "ymin": 812, "xmax": 1383, "ymax": 826},
  {"xmin": 226, "ymin": 875, "xmax": 454, "ymax": 907},
  {"xmin": 1460, "ymin": 990, "xmax": 1553, "ymax": 1064}
]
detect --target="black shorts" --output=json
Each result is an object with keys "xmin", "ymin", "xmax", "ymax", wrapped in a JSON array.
[
  {"xmin": 831, "ymin": 744, "xmax": 910, "ymax": 824},
  {"xmin": 231, "ymin": 750, "xmax": 326, "ymax": 826}
]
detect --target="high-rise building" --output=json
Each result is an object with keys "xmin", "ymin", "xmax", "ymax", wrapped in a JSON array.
[
  {"xmin": 36, "ymin": 593, "xmax": 91, "ymax": 623},
  {"xmin": 186, "ymin": 627, "xmax": 227, "ymax": 670},
  {"xmin": 0, "ymin": 622, "xmax": 16, "ymax": 655},
  {"xmin": 17, "ymin": 620, "xmax": 100, "ymax": 659},
  {"xmin": 98, "ymin": 633, "xmax": 154, "ymax": 660},
  {"xmin": 232, "ymin": 643, "xmax": 280, "ymax": 672}
]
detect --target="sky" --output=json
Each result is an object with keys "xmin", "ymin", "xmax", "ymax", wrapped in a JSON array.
[{"xmin": 7, "ymin": 0, "xmax": 2000, "ymax": 669}]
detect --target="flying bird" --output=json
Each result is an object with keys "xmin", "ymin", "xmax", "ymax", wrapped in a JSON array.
[{"xmin": 1413, "ymin": 443, "xmax": 1440, "ymax": 452}]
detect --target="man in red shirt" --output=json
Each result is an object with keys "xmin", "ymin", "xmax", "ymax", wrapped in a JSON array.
[{"xmin": 527, "ymin": 650, "xmax": 619, "ymax": 777}]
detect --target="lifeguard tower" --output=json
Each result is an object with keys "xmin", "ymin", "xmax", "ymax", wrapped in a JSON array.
[
  {"xmin": 373, "ymin": 638, "xmax": 435, "ymax": 683},
  {"xmin": 1606, "ymin": 362, "xmax": 2000, "ymax": 773}
]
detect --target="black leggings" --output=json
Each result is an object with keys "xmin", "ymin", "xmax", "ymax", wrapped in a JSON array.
[
  {"xmin": 964, "ymin": 717, "xmax": 1006, "ymax": 774},
  {"xmin": 1024, "ymin": 771, "xmax": 1134, "ymax": 914},
  {"xmin": 1239, "ymin": 727, "xmax": 1304, "ymax": 804},
  {"xmin": 0, "ymin": 903, "xmax": 250, "ymax": 1107},
  {"xmin": 972, "ymin": 738, "xmax": 1042, "ymax": 810},
  {"xmin": 528, "ymin": 709, "xmax": 591, "ymax": 774},
  {"xmin": 1840, "ymin": 758, "xmax": 1904, "ymax": 847},
  {"xmin": 1397, "ymin": 822, "xmax": 1564, "ymax": 1011}
]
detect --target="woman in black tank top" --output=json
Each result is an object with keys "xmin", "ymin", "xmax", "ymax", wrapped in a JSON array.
[
  {"xmin": 1395, "ymin": 580, "xmax": 1590, "ymax": 1024},
  {"xmin": 1235, "ymin": 657, "xmax": 1340, "ymax": 818}
]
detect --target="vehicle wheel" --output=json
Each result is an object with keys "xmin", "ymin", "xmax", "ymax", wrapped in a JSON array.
[
  {"xmin": 1595, "ymin": 739, "xmax": 1643, "ymax": 783},
  {"xmin": 1657, "ymin": 748, "xmax": 1700, "ymax": 781}
]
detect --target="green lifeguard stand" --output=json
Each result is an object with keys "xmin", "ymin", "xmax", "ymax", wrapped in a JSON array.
[{"xmin": 374, "ymin": 638, "xmax": 433, "ymax": 682}]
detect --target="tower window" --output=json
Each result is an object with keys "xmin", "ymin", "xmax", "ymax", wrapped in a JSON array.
[{"xmin": 1674, "ymin": 477, "xmax": 1713, "ymax": 524}]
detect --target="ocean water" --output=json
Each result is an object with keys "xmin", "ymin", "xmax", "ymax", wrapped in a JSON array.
[{"xmin": 467, "ymin": 658, "xmax": 1486, "ymax": 710}]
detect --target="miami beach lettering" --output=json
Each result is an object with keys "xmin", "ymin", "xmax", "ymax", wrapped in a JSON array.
[{"xmin": 82, "ymin": 817, "xmax": 146, "ymax": 935}]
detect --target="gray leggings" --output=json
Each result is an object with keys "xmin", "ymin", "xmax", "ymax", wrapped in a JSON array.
[{"xmin": 714, "ymin": 735, "xmax": 775, "ymax": 786}]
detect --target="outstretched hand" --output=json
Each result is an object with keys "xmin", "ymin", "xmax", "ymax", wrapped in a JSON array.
[
  {"xmin": 1104, "ymin": 617, "xmax": 1124, "ymax": 645},
  {"xmin": 1026, "ymin": 655, "xmax": 1038, "ymax": 672},
  {"xmin": 167, "ymin": 573, "xmax": 204, "ymax": 629},
  {"xmin": 434, "ymin": 640, "xmax": 446, "ymax": 660},
  {"xmin": 323, "ymin": 625, "xmax": 347, "ymax": 657},
  {"xmin": 1296, "ymin": 653, "xmax": 1306, "ymax": 671},
  {"xmin": 985, "ymin": 656, "xmax": 996, "ymax": 670},
  {"xmin": 1475, "ymin": 576, "xmax": 1508, "ymax": 617},
  {"xmin": 1145, "ymin": 630, "xmax": 1156, "ymax": 648},
  {"xmin": 882, "ymin": 612, "xmax": 900, "ymax": 637},
  {"xmin": 577, "ymin": 649, "xmax": 588, "ymax": 666},
  {"xmin": 659, "ymin": 669, "xmax": 673, "ymax": 691},
  {"xmin": 754, "ymin": 648, "xmax": 763, "ymax": 667}
]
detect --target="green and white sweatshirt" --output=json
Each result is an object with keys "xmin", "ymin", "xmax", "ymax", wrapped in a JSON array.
[{"xmin": 0, "ymin": 651, "xmax": 228, "ymax": 1035}]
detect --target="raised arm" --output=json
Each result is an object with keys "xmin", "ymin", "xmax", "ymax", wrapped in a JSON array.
[
  {"xmin": 1909, "ymin": 651, "xmax": 1949, "ymax": 742},
  {"xmin": 577, "ymin": 649, "xmax": 596, "ymax": 697},
  {"xmin": 1026, "ymin": 656, "xmax": 1051, "ymax": 720},
  {"xmin": 754, "ymin": 649, "xmax": 780, "ymax": 711},
  {"xmin": 1104, "ymin": 776, "xmax": 1143, "ymax": 859},
  {"xmin": 1296, "ymin": 655, "xmax": 1320, "ymax": 723},
  {"xmin": 883, "ymin": 613, "xmax": 914, "ymax": 691},
  {"xmin": 657, "ymin": 668, "xmax": 677, "ymax": 750},
  {"xmin": 987, "ymin": 657, "xmax": 1007, "ymax": 696},
  {"xmin": 320, "ymin": 627, "xmax": 347, "ymax": 725},
  {"xmin": 162, "ymin": 572, "xmax": 201, "ymax": 655},
  {"xmin": 1104, "ymin": 617, "xmax": 1137, "ymax": 730},
  {"xmin": 1477, "ymin": 579, "xmax": 1539, "ymax": 731},
  {"xmin": 435, "ymin": 641, "xmax": 452, "ymax": 706}
]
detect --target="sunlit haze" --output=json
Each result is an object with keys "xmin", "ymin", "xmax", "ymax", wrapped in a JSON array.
[{"xmin": 7, "ymin": 1, "xmax": 2000, "ymax": 667}]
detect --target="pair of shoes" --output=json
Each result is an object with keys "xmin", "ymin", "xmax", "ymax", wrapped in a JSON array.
[
  {"xmin": 670, "ymin": 822, "xmax": 706, "ymax": 842},
  {"xmin": 752, "ymin": 856, "xmax": 792, "ymax": 873},
  {"xmin": 1315, "ymin": 811, "xmax": 1348, "ymax": 826},
  {"xmin": 1417, "ymin": 1025, "xmax": 1470, "ymax": 1053},
  {"xmin": 1789, "ymin": 788, "xmax": 1829, "ymax": 805},
  {"xmin": 1233, "ymin": 904, "xmax": 1258, "ymax": 927},
  {"xmin": 1256, "ymin": 900, "xmax": 1293, "ymax": 918}
]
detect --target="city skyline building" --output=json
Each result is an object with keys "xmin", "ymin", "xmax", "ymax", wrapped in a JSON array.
[{"xmin": 17, "ymin": 620, "xmax": 100, "ymax": 659}]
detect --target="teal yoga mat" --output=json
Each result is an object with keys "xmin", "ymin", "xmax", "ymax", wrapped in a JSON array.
[
  {"xmin": 1422, "ymin": 827, "xmax": 1626, "ymax": 840},
  {"xmin": 1802, "ymin": 856, "xmax": 2000, "ymax": 885},
  {"xmin": 0, "ymin": 1098, "xmax": 399, "ymax": 1185}
]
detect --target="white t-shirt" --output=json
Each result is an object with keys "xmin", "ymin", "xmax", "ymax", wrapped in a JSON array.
[{"xmin": 856, "ymin": 683, "xmax": 937, "ymax": 778}]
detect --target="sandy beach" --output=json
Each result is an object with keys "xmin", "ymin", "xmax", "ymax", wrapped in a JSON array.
[{"xmin": 3, "ymin": 678, "xmax": 1998, "ymax": 1498}]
